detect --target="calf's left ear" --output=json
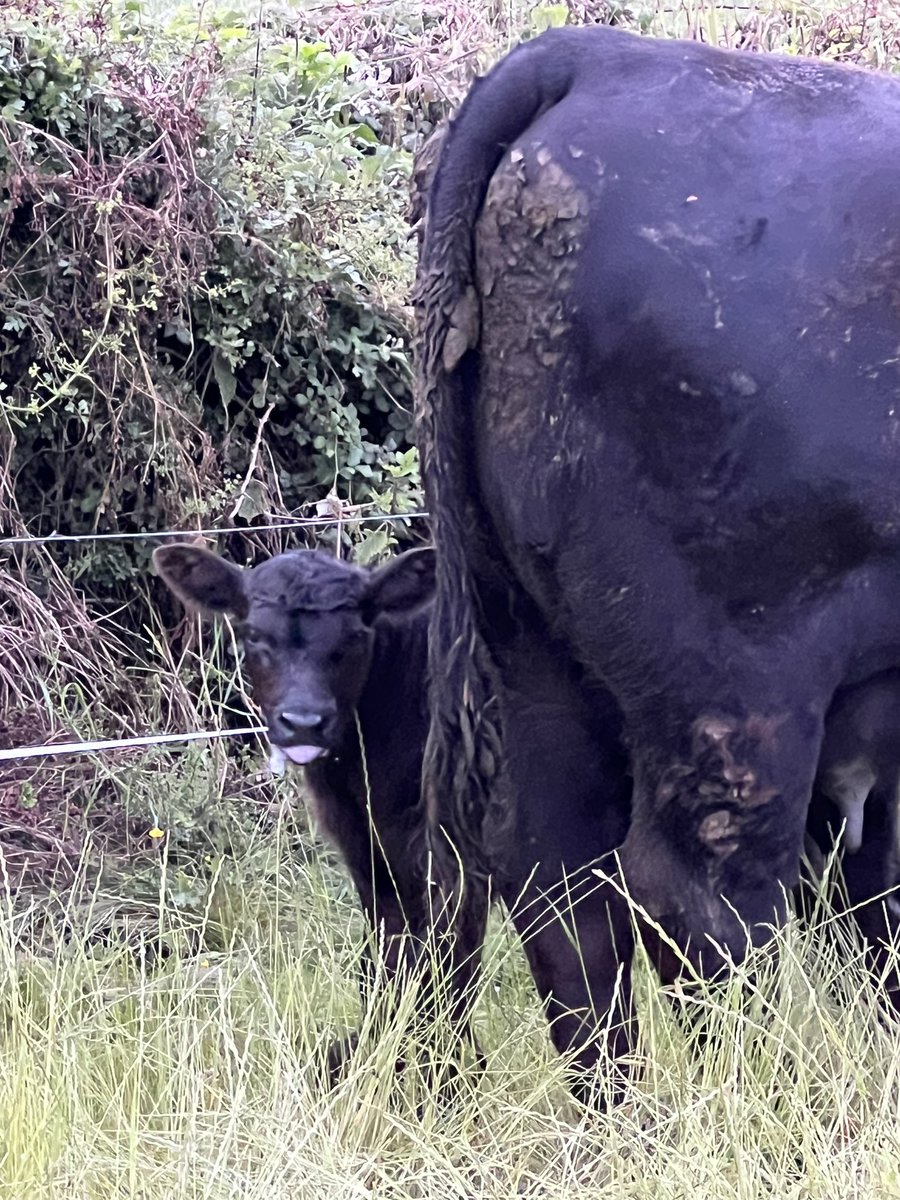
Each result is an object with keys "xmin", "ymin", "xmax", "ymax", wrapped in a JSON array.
[{"xmin": 362, "ymin": 547, "xmax": 436, "ymax": 621}]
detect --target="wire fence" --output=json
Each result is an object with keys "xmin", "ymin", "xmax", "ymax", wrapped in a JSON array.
[
  {"xmin": 0, "ymin": 726, "xmax": 268, "ymax": 764},
  {"xmin": 2, "ymin": 509, "xmax": 431, "ymax": 765},
  {"xmin": 0, "ymin": 509, "xmax": 430, "ymax": 547}
]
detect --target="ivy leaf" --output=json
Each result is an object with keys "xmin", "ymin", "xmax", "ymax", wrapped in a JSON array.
[
  {"xmin": 233, "ymin": 479, "xmax": 270, "ymax": 521},
  {"xmin": 354, "ymin": 527, "xmax": 392, "ymax": 565},
  {"xmin": 212, "ymin": 351, "xmax": 237, "ymax": 406}
]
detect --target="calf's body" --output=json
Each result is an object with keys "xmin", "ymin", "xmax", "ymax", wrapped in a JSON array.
[{"xmin": 154, "ymin": 544, "xmax": 436, "ymax": 1063}]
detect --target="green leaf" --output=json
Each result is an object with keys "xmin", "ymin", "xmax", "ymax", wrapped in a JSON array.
[
  {"xmin": 212, "ymin": 351, "xmax": 237, "ymax": 406},
  {"xmin": 350, "ymin": 122, "xmax": 378, "ymax": 144},
  {"xmin": 354, "ymin": 526, "xmax": 392, "ymax": 565},
  {"xmin": 233, "ymin": 479, "xmax": 270, "ymax": 521}
]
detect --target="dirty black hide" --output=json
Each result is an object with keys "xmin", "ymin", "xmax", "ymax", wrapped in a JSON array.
[
  {"xmin": 153, "ymin": 542, "xmax": 449, "ymax": 1076},
  {"xmin": 416, "ymin": 23, "xmax": 900, "ymax": 1098}
]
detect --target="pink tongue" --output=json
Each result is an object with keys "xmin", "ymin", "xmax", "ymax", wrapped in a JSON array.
[{"xmin": 282, "ymin": 745, "xmax": 326, "ymax": 765}]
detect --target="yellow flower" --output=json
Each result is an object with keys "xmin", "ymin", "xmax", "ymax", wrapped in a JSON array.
[{"xmin": 148, "ymin": 826, "xmax": 165, "ymax": 840}]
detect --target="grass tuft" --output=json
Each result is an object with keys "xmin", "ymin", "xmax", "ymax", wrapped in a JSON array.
[{"xmin": 1, "ymin": 818, "xmax": 899, "ymax": 1198}]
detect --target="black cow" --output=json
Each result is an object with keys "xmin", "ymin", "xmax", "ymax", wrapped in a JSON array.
[
  {"xmin": 415, "ymin": 25, "xmax": 900, "ymax": 1093},
  {"xmin": 153, "ymin": 542, "xmax": 437, "ymax": 1069}
]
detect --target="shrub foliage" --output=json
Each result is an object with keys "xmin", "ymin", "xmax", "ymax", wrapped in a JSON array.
[{"xmin": 0, "ymin": 1, "xmax": 425, "ymax": 591}]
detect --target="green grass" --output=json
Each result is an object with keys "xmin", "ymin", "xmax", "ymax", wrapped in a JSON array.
[{"xmin": 2, "ymin": 783, "xmax": 900, "ymax": 1200}]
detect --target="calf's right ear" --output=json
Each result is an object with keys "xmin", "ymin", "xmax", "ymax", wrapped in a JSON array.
[
  {"xmin": 363, "ymin": 546, "xmax": 436, "ymax": 621},
  {"xmin": 152, "ymin": 544, "xmax": 247, "ymax": 616}
]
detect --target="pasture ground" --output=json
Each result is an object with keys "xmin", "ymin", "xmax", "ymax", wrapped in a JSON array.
[{"xmin": 3, "ymin": 748, "xmax": 900, "ymax": 1198}]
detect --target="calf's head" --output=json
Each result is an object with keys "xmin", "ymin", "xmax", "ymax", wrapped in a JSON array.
[{"xmin": 153, "ymin": 543, "xmax": 435, "ymax": 764}]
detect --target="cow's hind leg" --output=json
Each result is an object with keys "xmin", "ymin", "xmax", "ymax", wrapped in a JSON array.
[
  {"xmin": 504, "ymin": 861, "xmax": 635, "ymax": 1104},
  {"xmin": 489, "ymin": 642, "xmax": 635, "ymax": 1102},
  {"xmin": 802, "ymin": 779, "xmax": 900, "ymax": 1014},
  {"xmin": 841, "ymin": 779, "xmax": 900, "ymax": 1011}
]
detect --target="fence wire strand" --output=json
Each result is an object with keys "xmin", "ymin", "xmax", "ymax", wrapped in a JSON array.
[
  {"xmin": 1, "ymin": 510, "xmax": 430, "ymax": 547},
  {"xmin": 0, "ymin": 726, "xmax": 269, "ymax": 764}
]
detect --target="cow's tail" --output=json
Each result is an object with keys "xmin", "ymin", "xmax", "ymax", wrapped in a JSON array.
[{"xmin": 414, "ymin": 34, "xmax": 580, "ymax": 898}]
